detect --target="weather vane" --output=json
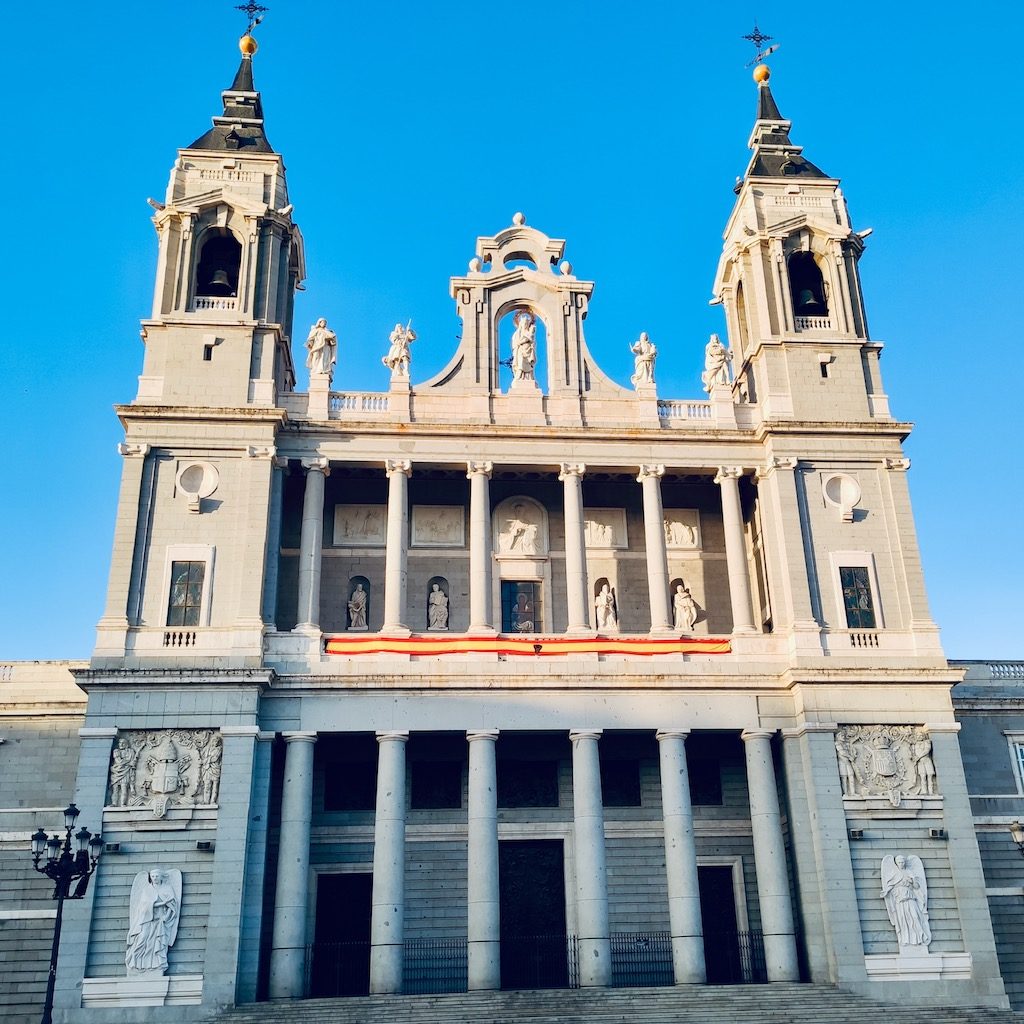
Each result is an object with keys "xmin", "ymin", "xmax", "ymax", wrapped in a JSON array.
[
  {"xmin": 742, "ymin": 22, "xmax": 779, "ymax": 67},
  {"xmin": 236, "ymin": 2, "xmax": 269, "ymax": 35}
]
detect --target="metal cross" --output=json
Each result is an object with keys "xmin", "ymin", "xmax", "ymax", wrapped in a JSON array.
[
  {"xmin": 742, "ymin": 22, "xmax": 773, "ymax": 52},
  {"xmin": 235, "ymin": 2, "xmax": 269, "ymax": 33}
]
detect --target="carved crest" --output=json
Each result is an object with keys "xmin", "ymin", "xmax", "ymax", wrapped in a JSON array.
[{"xmin": 834, "ymin": 725, "xmax": 938, "ymax": 806}]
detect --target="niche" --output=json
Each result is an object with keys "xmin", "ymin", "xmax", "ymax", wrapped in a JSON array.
[
  {"xmin": 670, "ymin": 578, "xmax": 700, "ymax": 632},
  {"xmin": 787, "ymin": 251, "xmax": 828, "ymax": 318},
  {"xmin": 498, "ymin": 307, "xmax": 547, "ymax": 394},
  {"xmin": 426, "ymin": 577, "xmax": 450, "ymax": 631},
  {"xmin": 347, "ymin": 576, "xmax": 370, "ymax": 631},
  {"xmin": 195, "ymin": 231, "xmax": 242, "ymax": 298},
  {"xmin": 593, "ymin": 577, "xmax": 619, "ymax": 633}
]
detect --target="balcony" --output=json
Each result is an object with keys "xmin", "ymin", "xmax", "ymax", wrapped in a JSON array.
[
  {"xmin": 190, "ymin": 296, "xmax": 239, "ymax": 312},
  {"xmin": 793, "ymin": 315, "xmax": 832, "ymax": 331}
]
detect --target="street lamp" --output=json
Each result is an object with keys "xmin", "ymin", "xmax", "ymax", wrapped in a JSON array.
[
  {"xmin": 1010, "ymin": 821, "xmax": 1024, "ymax": 857},
  {"xmin": 30, "ymin": 803, "xmax": 103, "ymax": 1024}
]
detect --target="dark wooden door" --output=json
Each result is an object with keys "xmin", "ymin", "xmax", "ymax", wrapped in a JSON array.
[
  {"xmin": 698, "ymin": 865, "xmax": 743, "ymax": 983},
  {"xmin": 311, "ymin": 872, "xmax": 372, "ymax": 996}
]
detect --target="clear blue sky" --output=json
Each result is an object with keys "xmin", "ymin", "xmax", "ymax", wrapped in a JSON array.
[{"xmin": 2, "ymin": 3, "xmax": 1021, "ymax": 661}]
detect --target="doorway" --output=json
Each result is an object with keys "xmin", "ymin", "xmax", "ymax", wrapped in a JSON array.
[
  {"xmin": 310, "ymin": 872, "xmax": 372, "ymax": 997},
  {"xmin": 698, "ymin": 864, "xmax": 744, "ymax": 984}
]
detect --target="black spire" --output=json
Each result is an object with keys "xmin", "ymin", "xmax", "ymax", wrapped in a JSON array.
[
  {"xmin": 188, "ymin": 46, "xmax": 274, "ymax": 154},
  {"xmin": 745, "ymin": 72, "xmax": 827, "ymax": 180}
]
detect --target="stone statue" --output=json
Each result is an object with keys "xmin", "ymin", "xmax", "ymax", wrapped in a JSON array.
[
  {"xmin": 382, "ymin": 321, "xmax": 416, "ymax": 376},
  {"xmin": 109, "ymin": 737, "xmax": 137, "ymax": 808},
  {"xmin": 510, "ymin": 310, "xmax": 537, "ymax": 381},
  {"xmin": 833, "ymin": 725, "xmax": 940, "ymax": 806},
  {"xmin": 701, "ymin": 333, "xmax": 732, "ymax": 391},
  {"xmin": 913, "ymin": 730, "xmax": 937, "ymax": 796},
  {"xmin": 348, "ymin": 583, "xmax": 368, "ymax": 630},
  {"xmin": 126, "ymin": 868, "xmax": 181, "ymax": 976},
  {"xmin": 881, "ymin": 855, "xmax": 931, "ymax": 950},
  {"xmin": 500, "ymin": 503, "xmax": 539, "ymax": 555},
  {"xmin": 305, "ymin": 318, "xmax": 338, "ymax": 379},
  {"xmin": 198, "ymin": 733, "xmax": 222, "ymax": 805},
  {"xmin": 428, "ymin": 583, "xmax": 449, "ymax": 630},
  {"xmin": 630, "ymin": 332, "xmax": 657, "ymax": 387},
  {"xmin": 594, "ymin": 584, "xmax": 618, "ymax": 632},
  {"xmin": 835, "ymin": 732, "xmax": 858, "ymax": 797},
  {"xmin": 673, "ymin": 584, "xmax": 697, "ymax": 631}
]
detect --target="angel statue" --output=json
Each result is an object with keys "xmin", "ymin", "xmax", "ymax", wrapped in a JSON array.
[
  {"xmin": 125, "ymin": 868, "xmax": 182, "ymax": 975},
  {"xmin": 383, "ymin": 321, "xmax": 416, "ymax": 376},
  {"xmin": 880, "ymin": 854, "xmax": 931, "ymax": 950}
]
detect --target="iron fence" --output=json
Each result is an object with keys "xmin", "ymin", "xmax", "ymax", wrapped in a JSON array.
[
  {"xmin": 305, "ymin": 940, "xmax": 371, "ymax": 998},
  {"xmin": 500, "ymin": 933, "xmax": 580, "ymax": 990},
  {"xmin": 402, "ymin": 937, "xmax": 468, "ymax": 995},
  {"xmin": 704, "ymin": 928, "xmax": 768, "ymax": 984},
  {"xmin": 610, "ymin": 931, "xmax": 674, "ymax": 987}
]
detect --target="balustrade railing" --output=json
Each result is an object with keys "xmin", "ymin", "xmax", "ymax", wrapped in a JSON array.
[
  {"xmin": 329, "ymin": 392, "xmax": 390, "ymax": 414},
  {"xmin": 191, "ymin": 296, "xmax": 238, "ymax": 312},
  {"xmin": 794, "ymin": 315, "xmax": 832, "ymax": 331},
  {"xmin": 610, "ymin": 931, "xmax": 673, "ymax": 987},
  {"xmin": 657, "ymin": 400, "xmax": 713, "ymax": 421}
]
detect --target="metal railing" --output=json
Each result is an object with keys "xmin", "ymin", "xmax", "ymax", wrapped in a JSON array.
[
  {"xmin": 402, "ymin": 937, "xmax": 467, "ymax": 995},
  {"xmin": 500, "ymin": 933, "xmax": 579, "ymax": 990},
  {"xmin": 305, "ymin": 940, "xmax": 370, "ymax": 998},
  {"xmin": 704, "ymin": 929, "xmax": 768, "ymax": 984},
  {"xmin": 610, "ymin": 931, "xmax": 673, "ymax": 987}
]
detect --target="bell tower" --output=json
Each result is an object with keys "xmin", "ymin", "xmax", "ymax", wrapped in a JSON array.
[
  {"xmin": 712, "ymin": 64, "xmax": 888, "ymax": 421},
  {"xmin": 138, "ymin": 32, "xmax": 305, "ymax": 408}
]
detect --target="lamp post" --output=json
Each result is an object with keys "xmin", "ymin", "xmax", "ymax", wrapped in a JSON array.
[
  {"xmin": 1010, "ymin": 820, "xmax": 1024, "ymax": 856},
  {"xmin": 30, "ymin": 803, "xmax": 103, "ymax": 1024}
]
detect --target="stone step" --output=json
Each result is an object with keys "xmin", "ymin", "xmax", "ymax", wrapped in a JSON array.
[{"xmin": 207, "ymin": 984, "xmax": 1024, "ymax": 1024}]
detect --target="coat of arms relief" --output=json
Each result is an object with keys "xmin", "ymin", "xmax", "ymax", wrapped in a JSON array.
[
  {"xmin": 834, "ymin": 725, "xmax": 937, "ymax": 806},
  {"xmin": 107, "ymin": 729, "xmax": 223, "ymax": 818}
]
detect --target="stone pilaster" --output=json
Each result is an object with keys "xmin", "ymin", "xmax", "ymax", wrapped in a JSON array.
[{"xmin": 261, "ymin": 455, "xmax": 289, "ymax": 628}]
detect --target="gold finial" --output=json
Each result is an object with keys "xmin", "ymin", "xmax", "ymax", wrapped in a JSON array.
[
  {"xmin": 753, "ymin": 63, "xmax": 771, "ymax": 84},
  {"xmin": 235, "ymin": 3, "xmax": 268, "ymax": 56},
  {"xmin": 239, "ymin": 34, "xmax": 258, "ymax": 56},
  {"xmin": 743, "ymin": 22, "xmax": 779, "ymax": 81}
]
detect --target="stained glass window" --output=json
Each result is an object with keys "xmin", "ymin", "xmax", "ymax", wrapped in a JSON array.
[
  {"xmin": 840, "ymin": 566, "xmax": 876, "ymax": 629},
  {"xmin": 167, "ymin": 560, "xmax": 205, "ymax": 627},
  {"xmin": 501, "ymin": 581, "xmax": 541, "ymax": 634}
]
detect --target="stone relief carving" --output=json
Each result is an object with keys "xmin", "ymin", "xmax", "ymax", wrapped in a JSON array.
[
  {"xmin": 663, "ymin": 510, "xmax": 701, "ymax": 549},
  {"xmin": 881, "ymin": 854, "xmax": 931, "ymax": 950},
  {"xmin": 594, "ymin": 583, "xmax": 618, "ymax": 633},
  {"xmin": 584, "ymin": 508, "xmax": 627, "ymax": 549},
  {"xmin": 382, "ymin": 321, "xmax": 416, "ymax": 377},
  {"xmin": 411, "ymin": 506, "xmax": 465, "ymax": 547},
  {"xmin": 822, "ymin": 472, "xmax": 862, "ymax": 523},
  {"xmin": 497, "ymin": 501, "xmax": 544, "ymax": 555},
  {"xmin": 126, "ymin": 868, "xmax": 181, "ymax": 976},
  {"xmin": 701, "ymin": 333, "xmax": 732, "ymax": 391},
  {"xmin": 107, "ymin": 730, "xmax": 223, "ymax": 818},
  {"xmin": 629, "ymin": 332, "xmax": 657, "ymax": 387},
  {"xmin": 834, "ymin": 726, "xmax": 938, "ymax": 805},
  {"xmin": 305, "ymin": 317, "xmax": 337, "ymax": 379},
  {"xmin": 334, "ymin": 504, "xmax": 387, "ymax": 546}
]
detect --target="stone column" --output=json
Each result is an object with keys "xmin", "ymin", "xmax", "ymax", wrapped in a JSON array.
[
  {"xmin": 467, "ymin": 730, "xmax": 501, "ymax": 990},
  {"xmin": 370, "ymin": 730, "xmax": 409, "ymax": 994},
  {"xmin": 295, "ymin": 457, "xmax": 329, "ymax": 632},
  {"xmin": 715, "ymin": 467, "xmax": 757, "ymax": 634},
  {"xmin": 638, "ymin": 464, "xmax": 673, "ymax": 633},
  {"xmin": 656, "ymin": 729, "xmax": 705, "ymax": 984},
  {"xmin": 262, "ymin": 455, "xmax": 289, "ymax": 628},
  {"xmin": 559, "ymin": 463, "xmax": 590, "ymax": 633},
  {"xmin": 570, "ymin": 729, "xmax": 611, "ymax": 986},
  {"xmin": 268, "ymin": 732, "xmax": 317, "ymax": 999},
  {"xmin": 382, "ymin": 460, "xmax": 412, "ymax": 634},
  {"xmin": 466, "ymin": 462, "xmax": 495, "ymax": 632},
  {"xmin": 741, "ymin": 729, "xmax": 798, "ymax": 982}
]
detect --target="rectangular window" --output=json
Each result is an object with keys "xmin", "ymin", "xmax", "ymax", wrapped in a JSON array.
[
  {"xmin": 600, "ymin": 759, "xmax": 642, "ymax": 807},
  {"xmin": 501, "ymin": 581, "xmax": 542, "ymax": 634},
  {"xmin": 167, "ymin": 560, "xmax": 205, "ymax": 627},
  {"xmin": 840, "ymin": 566, "xmax": 876, "ymax": 629},
  {"xmin": 1014, "ymin": 743, "xmax": 1024, "ymax": 792},
  {"xmin": 411, "ymin": 761, "xmax": 463, "ymax": 809},
  {"xmin": 497, "ymin": 760, "xmax": 559, "ymax": 807}
]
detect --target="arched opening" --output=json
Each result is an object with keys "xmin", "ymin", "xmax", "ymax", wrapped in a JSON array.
[
  {"xmin": 735, "ymin": 281, "xmax": 750, "ymax": 354},
  {"xmin": 498, "ymin": 308, "xmax": 547, "ymax": 394},
  {"xmin": 195, "ymin": 231, "xmax": 242, "ymax": 298},
  {"xmin": 787, "ymin": 251, "xmax": 828, "ymax": 319},
  {"xmin": 426, "ymin": 577, "xmax": 450, "ymax": 631},
  {"xmin": 347, "ymin": 576, "xmax": 370, "ymax": 631}
]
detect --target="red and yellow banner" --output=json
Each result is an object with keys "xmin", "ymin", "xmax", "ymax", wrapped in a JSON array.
[{"xmin": 324, "ymin": 634, "xmax": 731, "ymax": 657}]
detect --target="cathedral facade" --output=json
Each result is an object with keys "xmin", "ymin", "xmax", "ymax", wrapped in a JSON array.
[{"xmin": 0, "ymin": 32, "xmax": 1015, "ymax": 1023}]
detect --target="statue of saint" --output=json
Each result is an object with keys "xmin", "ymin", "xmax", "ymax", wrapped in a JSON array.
[
  {"xmin": 630, "ymin": 332, "xmax": 657, "ymax": 387},
  {"xmin": 511, "ymin": 591, "xmax": 534, "ymax": 632},
  {"xmin": 594, "ymin": 584, "xmax": 618, "ymax": 632},
  {"xmin": 913, "ymin": 732, "xmax": 937, "ymax": 795},
  {"xmin": 198, "ymin": 733, "xmax": 222, "ymax": 805},
  {"xmin": 510, "ymin": 311, "xmax": 537, "ymax": 381},
  {"xmin": 835, "ymin": 733, "xmax": 858, "ymax": 797},
  {"xmin": 701, "ymin": 333, "xmax": 732, "ymax": 391},
  {"xmin": 305, "ymin": 318, "xmax": 338, "ymax": 378},
  {"xmin": 428, "ymin": 583, "xmax": 449, "ymax": 630},
  {"xmin": 125, "ymin": 868, "xmax": 181, "ymax": 976},
  {"xmin": 382, "ymin": 321, "xmax": 416, "ymax": 376},
  {"xmin": 348, "ymin": 583, "xmax": 368, "ymax": 630},
  {"xmin": 109, "ymin": 738, "xmax": 137, "ymax": 808},
  {"xmin": 672, "ymin": 584, "xmax": 698, "ymax": 631},
  {"xmin": 881, "ymin": 855, "xmax": 931, "ymax": 949}
]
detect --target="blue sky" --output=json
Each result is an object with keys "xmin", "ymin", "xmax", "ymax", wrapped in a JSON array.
[{"xmin": 1, "ymin": 2, "xmax": 1021, "ymax": 660}]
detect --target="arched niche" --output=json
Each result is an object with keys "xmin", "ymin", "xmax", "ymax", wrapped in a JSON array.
[
  {"xmin": 347, "ymin": 576, "xmax": 370, "ymax": 631},
  {"xmin": 492, "ymin": 496, "xmax": 551, "ymax": 634},
  {"xmin": 497, "ymin": 304, "xmax": 548, "ymax": 395},
  {"xmin": 670, "ymin": 577, "xmax": 701, "ymax": 633},
  {"xmin": 787, "ymin": 250, "xmax": 829, "ymax": 318},
  {"xmin": 195, "ymin": 228, "xmax": 242, "ymax": 298},
  {"xmin": 426, "ymin": 576, "xmax": 450, "ymax": 631},
  {"xmin": 593, "ymin": 577, "xmax": 619, "ymax": 634},
  {"xmin": 492, "ymin": 496, "xmax": 549, "ymax": 559}
]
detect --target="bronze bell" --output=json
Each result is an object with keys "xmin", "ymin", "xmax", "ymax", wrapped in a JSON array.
[
  {"xmin": 797, "ymin": 288, "xmax": 820, "ymax": 310},
  {"xmin": 208, "ymin": 269, "xmax": 231, "ymax": 291}
]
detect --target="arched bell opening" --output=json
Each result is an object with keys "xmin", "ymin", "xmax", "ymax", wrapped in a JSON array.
[
  {"xmin": 787, "ymin": 251, "xmax": 828, "ymax": 319},
  {"xmin": 497, "ymin": 306, "xmax": 548, "ymax": 395},
  {"xmin": 195, "ymin": 230, "xmax": 242, "ymax": 298}
]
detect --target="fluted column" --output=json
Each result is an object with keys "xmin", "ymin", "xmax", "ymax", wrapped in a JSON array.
[
  {"xmin": 382, "ymin": 460, "xmax": 412, "ymax": 634},
  {"xmin": 559, "ymin": 463, "xmax": 590, "ymax": 633},
  {"xmin": 467, "ymin": 730, "xmax": 501, "ymax": 990},
  {"xmin": 466, "ymin": 462, "xmax": 495, "ymax": 632},
  {"xmin": 570, "ymin": 728, "xmax": 611, "ymax": 986},
  {"xmin": 741, "ymin": 729, "xmax": 798, "ymax": 981},
  {"xmin": 268, "ymin": 732, "xmax": 317, "ymax": 999},
  {"xmin": 714, "ymin": 467, "xmax": 757, "ymax": 634},
  {"xmin": 638, "ymin": 465, "xmax": 673, "ymax": 632},
  {"xmin": 656, "ymin": 729, "xmax": 705, "ymax": 984},
  {"xmin": 369, "ymin": 730, "xmax": 409, "ymax": 994},
  {"xmin": 295, "ymin": 457, "xmax": 329, "ymax": 631}
]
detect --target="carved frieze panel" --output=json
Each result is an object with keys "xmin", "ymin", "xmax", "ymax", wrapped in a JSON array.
[
  {"xmin": 411, "ymin": 506, "xmax": 465, "ymax": 547},
  {"xmin": 663, "ymin": 509, "xmax": 702, "ymax": 550},
  {"xmin": 584, "ymin": 508, "xmax": 627, "ymax": 549},
  {"xmin": 108, "ymin": 729, "xmax": 223, "ymax": 818},
  {"xmin": 834, "ymin": 725, "xmax": 937, "ymax": 806},
  {"xmin": 333, "ymin": 504, "xmax": 387, "ymax": 546}
]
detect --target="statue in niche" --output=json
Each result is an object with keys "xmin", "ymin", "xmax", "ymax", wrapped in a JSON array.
[
  {"xmin": 630, "ymin": 332, "xmax": 657, "ymax": 387},
  {"xmin": 109, "ymin": 737, "xmax": 138, "ymax": 808},
  {"xmin": 594, "ymin": 584, "xmax": 618, "ymax": 632},
  {"xmin": 348, "ymin": 583, "xmax": 368, "ymax": 630},
  {"xmin": 305, "ymin": 317, "xmax": 338, "ymax": 378},
  {"xmin": 428, "ymin": 583, "xmax": 449, "ymax": 630},
  {"xmin": 500, "ymin": 503, "xmax": 539, "ymax": 555},
  {"xmin": 701, "ymin": 333, "xmax": 732, "ymax": 391},
  {"xmin": 197, "ymin": 733, "xmax": 222, "ymax": 805},
  {"xmin": 913, "ymin": 730, "xmax": 937, "ymax": 796},
  {"xmin": 382, "ymin": 321, "xmax": 416, "ymax": 376},
  {"xmin": 126, "ymin": 868, "xmax": 181, "ymax": 976},
  {"xmin": 673, "ymin": 584, "xmax": 698, "ymax": 632},
  {"xmin": 880, "ymin": 855, "xmax": 931, "ymax": 950},
  {"xmin": 510, "ymin": 310, "xmax": 537, "ymax": 381}
]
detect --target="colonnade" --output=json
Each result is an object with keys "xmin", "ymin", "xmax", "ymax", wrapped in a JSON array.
[
  {"xmin": 266, "ymin": 727, "xmax": 798, "ymax": 999},
  {"xmin": 289, "ymin": 460, "xmax": 758, "ymax": 636}
]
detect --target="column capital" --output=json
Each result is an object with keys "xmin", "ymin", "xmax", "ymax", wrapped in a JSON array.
[
  {"xmin": 376, "ymin": 730, "xmax": 410, "ymax": 743},
  {"xmin": 272, "ymin": 455, "xmax": 290, "ymax": 470},
  {"xmin": 569, "ymin": 728, "xmax": 603, "ymax": 742},
  {"xmin": 637, "ymin": 464, "xmax": 666, "ymax": 483},
  {"xmin": 714, "ymin": 466, "xmax": 745, "ymax": 485},
  {"xmin": 385, "ymin": 459, "xmax": 412, "ymax": 478},
  {"xmin": 656, "ymin": 728, "xmax": 690, "ymax": 742},
  {"xmin": 558, "ymin": 462, "xmax": 586, "ymax": 480},
  {"xmin": 300, "ymin": 456, "xmax": 330, "ymax": 475},
  {"xmin": 282, "ymin": 731, "xmax": 318, "ymax": 744},
  {"xmin": 117, "ymin": 442, "xmax": 150, "ymax": 459},
  {"xmin": 740, "ymin": 728, "xmax": 776, "ymax": 743},
  {"xmin": 467, "ymin": 729, "xmax": 500, "ymax": 742},
  {"xmin": 466, "ymin": 461, "xmax": 493, "ymax": 479},
  {"xmin": 884, "ymin": 457, "xmax": 911, "ymax": 472},
  {"xmin": 247, "ymin": 444, "xmax": 277, "ymax": 460}
]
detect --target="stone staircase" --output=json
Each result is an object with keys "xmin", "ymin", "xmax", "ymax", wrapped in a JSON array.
[{"xmin": 209, "ymin": 983, "xmax": 1024, "ymax": 1024}]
